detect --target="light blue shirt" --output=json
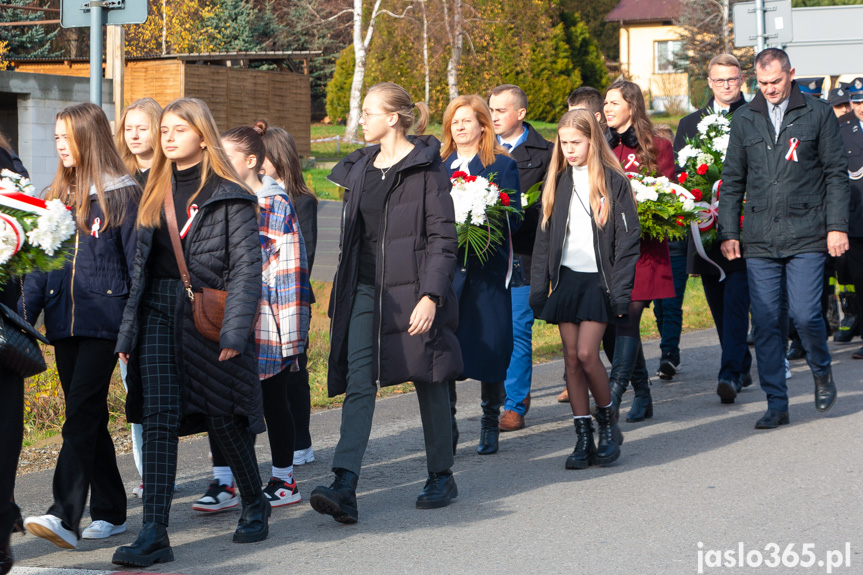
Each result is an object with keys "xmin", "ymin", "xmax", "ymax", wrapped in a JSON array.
[{"xmin": 497, "ymin": 125, "xmax": 528, "ymax": 151}]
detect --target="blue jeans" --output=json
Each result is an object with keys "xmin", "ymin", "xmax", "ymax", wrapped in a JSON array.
[
  {"xmin": 503, "ymin": 285, "xmax": 533, "ymax": 415},
  {"xmin": 702, "ymin": 270, "xmax": 752, "ymax": 383},
  {"xmin": 747, "ymin": 254, "xmax": 831, "ymax": 412},
  {"xmin": 654, "ymin": 239, "xmax": 688, "ymax": 363}
]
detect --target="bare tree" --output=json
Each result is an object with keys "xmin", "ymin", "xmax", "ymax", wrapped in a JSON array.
[
  {"xmin": 441, "ymin": 0, "xmax": 463, "ymax": 100},
  {"xmin": 674, "ymin": 0, "xmax": 753, "ymax": 80}
]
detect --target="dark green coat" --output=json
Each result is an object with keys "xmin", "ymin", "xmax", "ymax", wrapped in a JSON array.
[{"xmin": 718, "ymin": 82, "xmax": 849, "ymax": 258}]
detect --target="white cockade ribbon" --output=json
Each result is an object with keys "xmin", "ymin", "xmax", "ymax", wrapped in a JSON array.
[
  {"xmin": 849, "ymin": 166, "xmax": 863, "ymax": 180},
  {"xmin": 179, "ymin": 204, "xmax": 198, "ymax": 239},
  {"xmin": 785, "ymin": 137, "xmax": 799, "ymax": 162},
  {"xmin": 624, "ymin": 154, "xmax": 640, "ymax": 170},
  {"xmin": 91, "ymin": 217, "xmax": 101, "ymax": 238},
  {"xmin": 0, "ymin": 212, "xmax": 25, "ymax": 255},
  {"xmin": 689, "ymin": 180, "xmax": 726, "ymax": 281}
]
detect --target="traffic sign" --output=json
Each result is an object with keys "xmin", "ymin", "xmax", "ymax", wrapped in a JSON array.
[
  {"xmin": 60, "ymin": 0, "xmax": 147, "ymax": 28},
  {"xmin": 733, "ymin": 0, "xmax": 793, "ymax": 48}
]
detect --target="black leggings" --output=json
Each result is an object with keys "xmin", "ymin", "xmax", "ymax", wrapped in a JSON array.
[
  {"xmin": 616, "ymin": 301, "xmax": 647, "ymax": 339},
  {"xmin": 286, "ymin": 351, "xmax": 312, "ymax": 451},
  {"xmin": 0, "ymin": 369, "xmax": 23, "ymax": 538},
  {"xmin": 211, "ymin": 368, "xmax": 296, "ymax": 469}
]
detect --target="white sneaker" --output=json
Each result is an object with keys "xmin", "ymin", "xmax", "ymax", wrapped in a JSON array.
[
  {"xmin": 785, "ymin": 358, "xmax": 792, "ymax": 380},
  {"xmin": 23, "ymin": 514, "xmax": 78, "ymax": 549},
  {"xmin": 192, "ymin": 480, "xmax": 239, "ymax": 512},
  {"xmin": 293, "ymin": 447, "xmax": 315, "ymax": 465},
  {"xmin": 81, "ymin": 520, "xmax": 126, "ymax": 539},
  {"xmin": 132, "ymin": 484, "xmax": 143, "ymax": 498}
]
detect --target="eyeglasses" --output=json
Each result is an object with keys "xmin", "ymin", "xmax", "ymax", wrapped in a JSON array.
[
  {"xmin": 709, "ymin": 77, "xmax": 742, "ymax": 86},
  {"xmin": 360, "ymin": 111, "xmax": 389, "ymax": 121}
]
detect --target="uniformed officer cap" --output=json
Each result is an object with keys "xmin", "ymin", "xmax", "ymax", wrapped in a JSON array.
[
  {"xmin": 849, "ymin": 77, "xmax": 863, "ymax": 103},
  {"xmin": 797, "ymin": 77, "xmax": 824, "ymax": 95},
  {"xmin": 828, "ymin": 88, "xmax": 851, "ymax": 107}
]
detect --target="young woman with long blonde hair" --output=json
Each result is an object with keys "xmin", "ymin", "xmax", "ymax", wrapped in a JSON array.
[
  {"xmin": 530, "ymin": 109, "xmax": 640, "ymax": 469},
  {"xmin": 112, "ymin": 98, "xmax": 268, "ymax": 566},
  {"xmin": 116, "ymin": 97, "xmax": 162, "ymax": 187}
]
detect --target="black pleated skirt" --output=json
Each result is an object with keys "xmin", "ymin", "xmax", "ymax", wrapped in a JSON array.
[{"xmin": 539, "ymin": 267, "xmax": 611, "ymax": 325}]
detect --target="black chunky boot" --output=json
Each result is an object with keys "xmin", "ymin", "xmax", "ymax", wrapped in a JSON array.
[
  {"xmin": 594, "ymin": 405, "xmax": 621, "ymax": 465},
  {"xmin": 233, "ymin": 491, "xmax": 270, "ymax": 543},
  {"xmin": 448, "ymin": 380, "xmax": 459, "ymax": 454},
  {"xmin": 477, "ymin": 381, "xmax": 504, "ymax": 455},
  {"xmin": 112, "ymin": 522, "xmax": 174, "ymax": 567},
  {"xmin": 565, "ymin": 418, "xmax": 596, "ymax": 469},
  {"xmin": 627, "ymin": 346, "xmax": 654, "ymax": 422},
  {"xmin": 416, "ymin": 470, "xmax": 458, "ymax": 509},
  {"xmin": 310, "ymin": 468, "xmax": 359, "ymax": 524}
]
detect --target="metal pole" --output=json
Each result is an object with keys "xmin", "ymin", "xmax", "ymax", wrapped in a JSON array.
[
  {"xmin": 89, "ymin": 1, "xmax": 103, "ymax": 105},
  {"xmin": 754, "ymin": 0, "xmax": 766, "ymax": 54}
]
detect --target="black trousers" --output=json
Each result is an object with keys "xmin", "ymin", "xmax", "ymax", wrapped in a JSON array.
[
  {"xmin": 0, "ymin": 367, "xmax": 23, "ymax": 538},
  {"xmin": 286, "ymin": 351, "xmax": 312, "ymax": 451},
  {"xmin": 47, "ymin": 337, "xmax": 126, "ymax": 534},
  {"xmin": 139, "ymin": 278, "xmax": 262, "ymax": 526},
  {"xmin": 211, "ymin": 368, "xmax": 295, "ymax": 470}
]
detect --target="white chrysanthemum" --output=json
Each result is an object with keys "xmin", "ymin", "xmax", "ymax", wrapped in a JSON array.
[
  {"xmin": 26, "ymin": 199, "xmax": 75, "ymax": 256},
  {"xmin": 697, "ymin": 114, "xmax": 722, "ymax": 135},
  {"xmin": 677, "ymin": 145, "xmax": 699, "ymax": 167},
  {"xmin": 711, "ymin": 134, "xmax": 730, "ymax": 158},
  {"xmin": 683, "ymin": 198, "xmax": 695, "ymax": 211},
  {"xmin": 0, "ymin": 223, "xmax": 17, "ymax": 264},
  {"xmin": 696, "ymin": 153, "xmax": 714, "ymax": 166}
]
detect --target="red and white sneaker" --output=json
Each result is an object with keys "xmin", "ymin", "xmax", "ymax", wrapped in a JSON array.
[
  {"xmin": 263, "ymin": 476, "xmax": 301, "ymax": 507},
  {"xmin": 191, "ymin": 480, "xmax": 239, "ymax": 513}
]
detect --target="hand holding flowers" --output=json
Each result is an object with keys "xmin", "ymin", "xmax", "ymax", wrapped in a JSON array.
[{"xmin": 450, "ymin": 171, "xmax": 520, "ymax": 265}]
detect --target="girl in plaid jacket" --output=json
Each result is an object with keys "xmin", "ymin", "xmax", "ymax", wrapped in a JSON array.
[{"xmin": 190, "ymin": 121, "xmax": 311, "ymax": 514}]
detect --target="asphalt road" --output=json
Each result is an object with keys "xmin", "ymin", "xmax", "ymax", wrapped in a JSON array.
[{"xmin": 9, "ymin": 327, "xmax": 863, "ymax": 575}]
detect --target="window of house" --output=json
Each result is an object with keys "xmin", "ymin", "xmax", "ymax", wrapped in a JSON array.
[{"xmin": 655, "ymin": 40, "xmax": 683, "ymax": 74}]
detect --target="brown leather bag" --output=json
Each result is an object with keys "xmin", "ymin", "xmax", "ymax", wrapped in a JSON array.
[{"xmin": 164, "ymin": 190, "xmax": 226, "ymax": 343}]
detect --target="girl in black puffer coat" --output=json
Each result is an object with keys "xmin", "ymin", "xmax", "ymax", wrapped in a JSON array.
[
  {"xmin": 310, "ymin": 83, "xmax": 462, "ymax": 524},
  {"xmin": 112, "ymin": 98, "xmax": 267, "ymax": 567}
]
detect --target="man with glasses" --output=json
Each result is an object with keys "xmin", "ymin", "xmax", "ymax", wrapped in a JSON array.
[
  {"xmin": 719, "ymin": 48, "xmax": 849, "ymax": 429},
  {"xmin": 669, "ymin": 54, "xmax": 750, "ymax": 402}
]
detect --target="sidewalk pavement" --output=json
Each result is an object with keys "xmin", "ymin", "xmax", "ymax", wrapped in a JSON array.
[{"xmin": 10, "ymin": 328, "xmax": 863, "ymax": 575}]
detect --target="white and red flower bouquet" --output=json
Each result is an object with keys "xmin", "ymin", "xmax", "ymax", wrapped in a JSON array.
[
  {"xmin": 449, "ymin": 171, "xmax": 519, "ymax": 265},
  {"xmin": 626, "ymin": 172, "xmax": 699, "ymax": 241}
]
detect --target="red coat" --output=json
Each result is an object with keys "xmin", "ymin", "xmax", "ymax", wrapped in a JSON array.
[{"xmin": 613, "ymin": 136, "xmax": 676, "ymax": 301}]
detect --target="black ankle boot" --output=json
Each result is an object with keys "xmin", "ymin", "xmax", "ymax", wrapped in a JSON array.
[
  {"xmin": 416, "ymin": 470, "xmax": 458, "ymax": 509},
  {"xmin": 233, "ymin": 492, "xmax": 270, "ymax": 543},
  {"xmin": 627, "ymin": 346, "xmax": 653, "ymax": 423},
  {"xmin": 310, "ymin": 468, "xmax": 359, "ymax": 524},
  {"xmin": 565, "ymin": 418, "xmax": 596, "ymax": 469},
  {"xmin": 477, "ymin": 381, "xmax": 504, "ymax": 455},
  {"xmin": 448, "ymin": 380, "xmax": 459, "ymax": 454},
  {"xmin": 112, "ymin": 522, "xmax": 173, "ymax": 567},
  {"xmin": 593, "ymin": 405, "xmax": 621, "ymax": 465}
]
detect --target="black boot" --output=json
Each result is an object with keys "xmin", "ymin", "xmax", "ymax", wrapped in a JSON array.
[
  {"xmin": 415, "ymin": 470, "xmax": 458, "ymax": 509},
  {"xmin": 112, "ymin": 522, "xmax": 174, "ymax": 567},
  {"xmin": 609, "ymin": 335, "xmax": 640, "ymax": 411},
  {"xmin": 310, "ymin": 468, "xmax": 359, "ymax": 524},
  {"xmin": 593, "ymin": 405, "xmax": 621, "ymax": 465},
  {"xmin": 1, "ymin": 504, "xmax": 18, "ymax": 575},
  {"xmin": 448, "ymin": 380, "xmax": 459, "ymax": 454},
  {"xmin": 477, "ymin": 381, "xmax": 504, "ymax": 455},
  {"xmin": 627, "ymin": 345, "xmax": 653, "ymax": 422},
  {"xmin": 565, "ymin": 418, "xmax": 596, "ymax": 469},
  {"xmin": 814, "ymin": 368, "xmax": 837, "ymax": 412},
  {"xmin": 233, "ymin": 491, "xmax": 270, "ymax": 543}
]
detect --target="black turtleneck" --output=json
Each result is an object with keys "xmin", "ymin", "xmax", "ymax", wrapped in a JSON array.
[
  {"xmin": 149, "ymin": 162, "xmax": 219, "ymax": 279},
  {"xmin": 608, "ymin": 125, "xmax": 639, "ymax": 149}
]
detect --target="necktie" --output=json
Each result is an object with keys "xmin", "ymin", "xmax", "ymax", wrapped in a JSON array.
[
  {"xmin": 772, "ymin": 105, "xmax": 782, "ymax": 141},
  {"xmin": 502, "ymin": 142, "xmax": 512, "ymax": 151}
]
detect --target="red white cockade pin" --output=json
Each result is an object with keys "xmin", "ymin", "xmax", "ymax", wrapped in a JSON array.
[{"xmin": 785, "ymin": 137, "xmax": 799, "ymax": 162}]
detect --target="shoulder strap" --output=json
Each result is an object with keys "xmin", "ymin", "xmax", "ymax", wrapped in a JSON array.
[{"xmin": 163, "ymin": 186, "xmax": 195, "ymax": 302}]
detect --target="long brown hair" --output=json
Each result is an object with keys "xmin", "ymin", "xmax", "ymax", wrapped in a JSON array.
[
  {"xmin": 541, "ymin": 109, "xmax": 624, "ymax": 230},
  {"xmin": 137, "ymin": 98, "xmax": 251, "ymax": 228},
  {"xmin": 260, "ymin": 125, "xmax": 317, "ymax": 204},
  {"xmin": 606, "ymin": 80, "xmax": 660, "ymax": 175},
  {"xmin": 115, "ymin": 97, "xmax": 162, "ymax": 176},
  {"xmin": 441, "ymin": 95, "xmax": 508, "ymax": 168},
  {"xmin": 44, "ymin": 103, "xmax": 136, "ymax": 232}
]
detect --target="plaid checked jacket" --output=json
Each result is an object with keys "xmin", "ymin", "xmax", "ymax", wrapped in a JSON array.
[{"xmin": 256, "ymin": 177, "xmax": 311, "ymax": 379}]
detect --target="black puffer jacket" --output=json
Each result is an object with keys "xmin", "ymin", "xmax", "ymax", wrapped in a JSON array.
[
  {"xmin": 326, "ymin": 135, "xmax": 463, "ymax": 396},
  {"xmin": 530, "ymin": 167, "xmax": 640, "ymax": 318},
  {"xmin": 116, "ymin": 176, "xmax": 265, "ymax": 434}
]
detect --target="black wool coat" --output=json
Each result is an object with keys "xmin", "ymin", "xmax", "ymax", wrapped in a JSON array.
[
  {"xmin": 116, "ymin": 176, "xmax": 265, "ymax": 434},
  {"xmin": 326, "ymin": 135, "xmax": 463, "ymax": 396}
]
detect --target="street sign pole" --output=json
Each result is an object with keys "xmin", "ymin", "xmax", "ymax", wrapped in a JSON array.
[
  {"xmin": 89, "ymin": 1, "xmax": 103, "ymax": 105},
  {"xmin": 754, "ymin": 0, "xmax": 766, "ymax": 53}
]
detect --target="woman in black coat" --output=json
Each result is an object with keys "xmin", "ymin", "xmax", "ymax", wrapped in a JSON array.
[
  {"xmin": 310, "ymin": 83, "xmax": 462, "ymax": 524},
  {"xmin": 112, "ymin": 98, "xmax": 267, "ymax": 567},
  {"xmin": 441, "ymin": 95, "xmax": 522, "ymax": 456}
]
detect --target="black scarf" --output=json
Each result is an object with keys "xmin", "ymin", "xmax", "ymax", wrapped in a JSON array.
[{"xmin": 608, "ymin": 125, "xmax": 638, "ymax": 149}]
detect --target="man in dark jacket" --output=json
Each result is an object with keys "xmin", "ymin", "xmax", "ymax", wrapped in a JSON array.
[
  {"xmin": 718, "ymin": 48, "xmax": 850, "ymax": 429},
  {"xmin": 837, "ymin": 86, "xmax": 863, "ymax": 359},
  {"xmin": 488, "ymin": 84, "xmax": 553, "ymax": 431},
  {"xmin": 676, "ymin": 53, "xmax": 752, "ymax": 403}
]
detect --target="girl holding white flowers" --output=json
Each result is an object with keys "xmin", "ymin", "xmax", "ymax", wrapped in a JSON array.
[
  {"xmin": 530, "ymin": 109, "xmax": 640, "ymax": 469},
  {"xmin": 22, "ymin": 103, "xmax": 140, "ymax": 549},
  {"xmin": 441, "ymin": 95, "xmax": 522, "ymax": 456},
  {"xmin": 604, "ymin": 80, "xmax": 677, "ymax": 423}
]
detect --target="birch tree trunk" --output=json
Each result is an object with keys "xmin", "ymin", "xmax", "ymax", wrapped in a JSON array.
[
  {"xmin": 421, "ymin": 0, "xmax": 430, "ymax": 103},
  {"xmin": 442, "ymin": 0, "xmax": 463, "ymax": 101},
  {"xmin": 345, "ymin": 0, "xmax": 389, "ymax": 140}
]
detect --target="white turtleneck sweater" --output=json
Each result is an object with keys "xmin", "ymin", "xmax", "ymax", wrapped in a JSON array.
[{"xmin": 560, "ymin": 164, "xmax": 598, "ymax": 273}]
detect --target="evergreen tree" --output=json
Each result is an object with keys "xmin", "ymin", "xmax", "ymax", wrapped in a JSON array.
[
  {"xmin": 0, "ymin": 0, "xmax": 60, "ymax": 57},
  {"xmin": 559, "ymin": 0, "xmax": 620, "ymax": 61},
  {"xmin": 205, "ymin": 0, "xmax": 279, "ymax": 52}
]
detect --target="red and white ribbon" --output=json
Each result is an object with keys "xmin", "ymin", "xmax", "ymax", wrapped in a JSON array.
[
  {"xmin": 785, "ymin": 137, "xmax": 799, "ymax": 162},
  {"xmin": 689, "ymin": 180, "xmax": 726, "ymax": 281},
  {"xmin": 179, "ymin": 204, "xmax": 198, "ymax": 239},
  {"xmin": 91, "ymin": 217, "xmax": 101, "ymax": 238},
  {"xmin": 0, "ymin": 191, "xmax": 50, "ymax": 216},
  {"xmin": 0, "ymin": 212, "xmax": 25, "ymax": 255},
  {"xmin": 624, "ymin": 154, "xmax": 640, "ymax": 170}
]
